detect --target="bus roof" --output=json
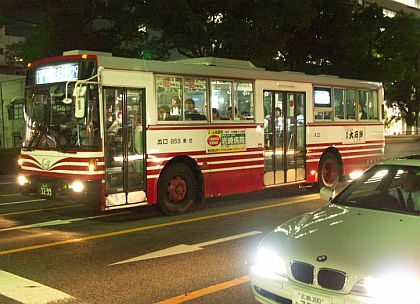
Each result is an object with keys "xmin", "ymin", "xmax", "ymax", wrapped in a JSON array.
[{"xmin": 61, "ymin": 50, "xmax": 382, "ymax": 89}]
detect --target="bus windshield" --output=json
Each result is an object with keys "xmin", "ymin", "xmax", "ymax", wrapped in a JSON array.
[{"xmin": 23, "ymin": 83, "xmax": 100, "ymax": 151}]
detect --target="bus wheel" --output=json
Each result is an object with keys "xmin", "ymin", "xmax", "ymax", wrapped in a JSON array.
[
  {"xmin": 157, "ymin": 163, "xmax": 197, "ymax": 215},
  {"xmin": 319, "ymin": 153, "xmax": 340, "ymax": 189}
]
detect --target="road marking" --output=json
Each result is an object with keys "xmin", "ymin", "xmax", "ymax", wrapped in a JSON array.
[
  {"xmin": 0, "ymin": 211, "xmax": 131, "ymax": 232},
  {"xmin": 155, "ymin": 275, "xmax": 250, "ymax": 304},
  {"xmin": 0, "ymin": 198, "xmax": 46, "ymax": 206},
  {"xmin": 0, "ymin": 194, "xmax": 320, "ymax": 256},
  {"xmin": 0, "ymin": 204, "xmax": 84, "ymax": 216},
  {"xmin": 110, "ymin": 231, "xmax": 262, "ymax": 265},
  {"xmin": 0, "ymin": 193, "xmax": 20, "ymax": 197},
  {"xmin": 0, "ymin": 269, "xmax": 75, "ymax": 304},
  {"xmin": 0, "ymin": 182, "xmax": 16, "ymax": 185}
]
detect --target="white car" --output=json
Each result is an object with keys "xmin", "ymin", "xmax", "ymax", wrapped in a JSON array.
[{"xmin": 250, "ymin": 157, "xmax": 420, "ymax": 304}]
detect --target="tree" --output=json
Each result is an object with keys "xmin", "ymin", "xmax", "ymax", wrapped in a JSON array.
[{"xmin": 382, "ymin": 13, "xmax": 420, "ymax": 133}]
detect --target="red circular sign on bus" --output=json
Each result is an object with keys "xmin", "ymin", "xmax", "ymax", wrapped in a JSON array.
[{"xmin": 207, "ymin": 135, "xmax": 221, "ymax": 146}]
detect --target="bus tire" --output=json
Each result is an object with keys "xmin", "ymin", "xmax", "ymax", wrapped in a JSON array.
[
  {"xmin": 318, "ymin": 153, "xmax": 340, "ymax": 190},
  {"xmin": 157, "ymin": 163, "xmax": 197, "ymax": 215}
]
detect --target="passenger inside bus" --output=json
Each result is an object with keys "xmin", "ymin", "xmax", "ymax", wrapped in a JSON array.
[
  {"xmin": 157, "ymin": 105, "xmax": 169, "ymax": 121},
  {"xmin": 185, "ymin": 99, "xmax": 206, "ymax": 120},
  {"xmin": 358, "ymin": 104, "xmax": 367, "ymax": 120},
  {"xmin": 170, "ymin": 97, "xmax": 182, "ymax": 116},
  {"xmin": 227, "ymin": 106, "xmax": 245, "ymax": 120},
  {"xmin": 212, "ymin": 108, "xmax": 220, "ymax": 120}
]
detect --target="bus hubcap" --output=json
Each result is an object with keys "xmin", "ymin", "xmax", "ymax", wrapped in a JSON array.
[{"xmin": 168, "ymin": 176, "xmax": 187, "ymax": 202}]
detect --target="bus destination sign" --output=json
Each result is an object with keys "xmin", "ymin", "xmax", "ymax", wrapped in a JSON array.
[{"xmin": 36, "ymin": 63, "xmax": 79, "ymax": 84}]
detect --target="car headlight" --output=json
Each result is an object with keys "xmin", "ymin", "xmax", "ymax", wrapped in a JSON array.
[
  {"xmin": 352, "ymin": 273, "xmax": 420, "ymax": 303},
  {"xmin": 251, "ymin": 248, "xmax": 287, "ymax": 279}
]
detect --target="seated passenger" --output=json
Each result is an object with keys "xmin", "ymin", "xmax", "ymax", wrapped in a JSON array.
[
  {"xmin": 158, "ymin": 105, "xmax": 170, "ymax": 121},
  {"xmin": 227, "ymin": 106, "xmax": 245, "ymax": 120},
  {"xmin": 389, "ymin": 170, "xmax": 420, "ymax": 211},
  {"xmin": 212, "ymin": 108, "xmax": 220, "ymax": 120},
  {"xmin": 185, "ymin": 99, "xmax": 206, "ymax": 120}
]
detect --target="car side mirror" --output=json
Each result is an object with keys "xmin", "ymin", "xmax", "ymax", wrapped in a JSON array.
[{"xmin": 320, "ymin": 187, "xmax": 335, "ymax": 203}]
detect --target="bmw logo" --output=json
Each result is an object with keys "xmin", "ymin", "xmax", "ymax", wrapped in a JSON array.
[{"xmin": 316, "ymin": 255, "xmax": 328, "ymax": 262}]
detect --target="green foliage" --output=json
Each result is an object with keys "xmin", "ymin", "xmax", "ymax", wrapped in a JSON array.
[
  {"xmin": 1, "ymin": 0, "xmax": 418, "ymax": 127},
  {"xmin": 0, "ymin": 148, "xmax": 20, "ymax": 175}
]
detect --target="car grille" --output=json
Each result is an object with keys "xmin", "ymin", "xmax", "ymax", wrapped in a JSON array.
[
  {"xmin": 318, "ymin": 268, "xmax": 346, "ymax": 290},
  {"xmin": 291, "ymin": 261, "xmax": 347, "ymax": 291},
  {"xmin": 291, "ymin": 262, "xmax": 314, "ymax": 284}
]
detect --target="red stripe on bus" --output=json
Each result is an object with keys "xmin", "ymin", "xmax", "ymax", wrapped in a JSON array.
[{"xmin": 31, "ymin": 54, "xmax": 98, "ymax": 66}]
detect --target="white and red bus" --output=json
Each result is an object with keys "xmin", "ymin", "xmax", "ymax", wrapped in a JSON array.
[{"xmin": 18, "ymin": 50, "xmax": 384, "ymax": 214}]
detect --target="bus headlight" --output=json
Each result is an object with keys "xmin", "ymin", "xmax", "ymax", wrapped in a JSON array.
[
  {"xmin": 17, "ymin": 175, "xmax": 28, "ymax": 186},
  {"xmin": 69, "ymin": 181, "xmax": 84, "ymax": 193},
  {"xmin": 18, "ymin": 157, "xmax": 23, "ymax": 166}
]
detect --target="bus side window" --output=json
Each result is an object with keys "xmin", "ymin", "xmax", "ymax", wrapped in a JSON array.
[
  {"xmin": 183, "ymin": 78, "xmax": 207, "ymax": 121},
  {"xmin": 156, "ymin": 76, "xmax": 182, "ymax": 122}
]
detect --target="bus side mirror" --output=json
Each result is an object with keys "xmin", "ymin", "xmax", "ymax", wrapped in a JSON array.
[
  {"xmin": 320, "ymin": 187, "xmax": 335, "ymax": 203},
  {"xmin": 74, "ymin": 85, "xmax": 86, "ymax": 118}
]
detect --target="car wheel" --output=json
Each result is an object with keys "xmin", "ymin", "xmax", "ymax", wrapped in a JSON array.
[
  {"xmin": 319, "ymin": 153, "xmax": 340, "ymax": 189},
  {"xmin": 157, "ymin": 163, "xmax": 196, "ymax": 215}
]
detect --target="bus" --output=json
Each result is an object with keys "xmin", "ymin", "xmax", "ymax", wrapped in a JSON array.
[{"xmin": 18, "ymin": 50, "xmax": 384, "ymax": 214}]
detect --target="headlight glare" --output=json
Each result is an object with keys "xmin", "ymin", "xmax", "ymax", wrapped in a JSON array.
[
  {"xmin": 251, "ymin": 248, "xmax": 287, "ymax": 278},
  {"xmin": 17, "ymin": 175, "xmax": 28, "ymax": 185},
  {"xmin": 69, "ymin": 181, "xmax": 84, "ymax": 193},
  {"xmin": 352, "ymin": 273, "xmax": 420, "ymax": 302}
]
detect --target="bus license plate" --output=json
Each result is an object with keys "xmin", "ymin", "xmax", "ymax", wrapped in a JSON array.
[
  {"xmin": 39, "ymin": 184, "xmax": 53, "ymax": 197},
  {"xmin": 293, "ymin": 290, "xmax": 331, "ymax": 304}
]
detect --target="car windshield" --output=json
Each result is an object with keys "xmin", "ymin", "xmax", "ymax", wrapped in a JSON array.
[
  {"xmin": 334, "ymin": 164, "xmax": 420, "ymax": 215},
  {"xmin": 23, "ymin": 83, "xmax": 100, "ymax": 151}
]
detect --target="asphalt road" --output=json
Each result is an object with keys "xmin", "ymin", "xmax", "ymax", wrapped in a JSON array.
[
  {"xmin": 0, "ymin": 139, "xmax": 418, "ymax": 304},
  {"xmin": 0, "ymin": 182, "xmax": 324, "ymax": 304}
]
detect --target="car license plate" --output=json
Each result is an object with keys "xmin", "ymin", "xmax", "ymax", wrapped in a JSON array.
[
  {"xmin": 39, "ymin": 184, "xmax": 53, "ymax": 197},
  {"xmin": 293, "ymin": 290, "xmax": 331, "ymax": 304}
]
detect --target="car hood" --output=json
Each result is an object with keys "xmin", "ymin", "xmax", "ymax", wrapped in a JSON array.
[{"xmin": 263, "ymin": 204, "xmax": 420, "ymax": 279}]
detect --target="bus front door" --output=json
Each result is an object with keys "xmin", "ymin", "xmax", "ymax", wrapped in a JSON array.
[
  {"xmin": 263, "ymin": 91, "xmax": 306, "ymax": 186},
  {"xmin": 103, "ymin": 88, "xmax": 146, "ymax": 208}
]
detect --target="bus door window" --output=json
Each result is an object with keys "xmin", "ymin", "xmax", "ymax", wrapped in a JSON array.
[{"xmin": 127, "ymin": 89, "xmax": 145, "ymax": 191}]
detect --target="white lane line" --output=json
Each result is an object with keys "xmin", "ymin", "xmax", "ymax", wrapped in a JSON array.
[
  {"xmin": 0, "ymin": 211, "xmax": 131, "ymax": 232},
  {"xmin": 110, "ymin": 231, "xmax": 262, "ymax": 265},
  {"xmin": 0, "ymin": 270, "xmax": 75, "ymax": 304},
  {"xmin": 0, "ymin": 199, "xmax": 46, "ymax": 206},
  {"xmin": 0, "ymin": 182, "xmax": 16, "ymax": 185}
]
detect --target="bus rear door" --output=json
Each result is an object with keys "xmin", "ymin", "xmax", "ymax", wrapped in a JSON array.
[{"xmin": 263, "ymin": 91, "xmax": 306, "ymax": 185}]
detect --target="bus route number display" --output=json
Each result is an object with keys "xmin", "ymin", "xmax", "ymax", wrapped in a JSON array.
[{"xmin": 206, "ymin": 129, "xmax": 246, "ymax": 153}]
